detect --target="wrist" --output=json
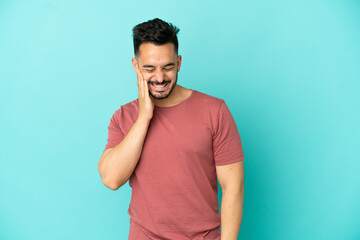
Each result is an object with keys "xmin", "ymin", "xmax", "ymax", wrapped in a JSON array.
[{"xmin": 136, "ymin": 116, "xmax": 152, "ymax": 124}]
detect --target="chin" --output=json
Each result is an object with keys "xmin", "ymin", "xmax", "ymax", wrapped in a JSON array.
[
  {"xmin": 149, "ymin": 91, "xmax": 171, "ymax": 99},
  {"xmin": 149, "ymin": 80, "xmax": 177, "ymax": 99}
]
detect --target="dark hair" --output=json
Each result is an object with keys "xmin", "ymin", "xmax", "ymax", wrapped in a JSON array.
[{"xmin": 132, "ymin": 18, "xmax": 180, "ymax": 57}]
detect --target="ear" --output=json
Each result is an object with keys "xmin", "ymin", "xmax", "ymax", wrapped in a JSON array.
[
  {"xmin": 131, "ymin": 57, "xmax": 139, "ymax": 73},
  {"xmin": 177, "ymin": 55, "xmax": 182, "ymax": 72}
]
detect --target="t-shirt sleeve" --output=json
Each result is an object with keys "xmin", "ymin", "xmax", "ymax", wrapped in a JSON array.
[
  {"xmin": 213, "ymin": 101, "xmax": 245, "ymax": 166},
  {"xmin": 103, "ymin": 109, "xmax": 125, "ymax": 152}
]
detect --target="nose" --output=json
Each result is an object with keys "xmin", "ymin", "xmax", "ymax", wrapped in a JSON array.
[{"xmin": 152, "ymin": 69, "xmax": 166, "ymax": 83}]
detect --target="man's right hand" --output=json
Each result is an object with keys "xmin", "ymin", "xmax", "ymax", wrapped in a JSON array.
[
  {"xmin": 135, "ymin": 67, "xmax": 154, "ymax": 121},
  {"xmin": 98, "ymin": 67, "xmax": 154, "ymax": 190}
]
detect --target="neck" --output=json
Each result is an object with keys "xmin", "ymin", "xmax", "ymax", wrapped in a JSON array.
[{"xmin": 152, "ymin": 84, "xmax": 188, "ymax": 107}]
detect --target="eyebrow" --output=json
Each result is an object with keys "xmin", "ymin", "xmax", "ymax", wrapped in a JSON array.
[{"xmin": 142, "ymin": 63, "xmax": 175, "ymax": 68}]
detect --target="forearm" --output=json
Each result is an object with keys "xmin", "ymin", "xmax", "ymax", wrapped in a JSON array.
[
  {"xmin": 220, "ymin": 188, "xmax": 244, "ymax": 240},
  {"xmin": 99, "ymin": 118, "xmax": 151, "ymax": 189}
]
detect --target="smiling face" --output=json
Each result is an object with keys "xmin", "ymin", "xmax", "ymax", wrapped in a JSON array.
[{"xmin": 132, "ymin": 42, "xmax": 182, "ymax": 99}]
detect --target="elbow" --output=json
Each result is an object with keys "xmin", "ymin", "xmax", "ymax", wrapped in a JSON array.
[
  {"xmin": 104, "ymin": 181, "xmax": 121, "ymax": 191},
  {"xmin": 97, "ymin": 154, "xmax": 128, "ymax": 190},
  {"xmin": 98, "ymin": 168, "xmax": 124, "ymax": 191},
  {"xmin": 101, "ymin": 177, "xmax": 123, "ymax": 190}
]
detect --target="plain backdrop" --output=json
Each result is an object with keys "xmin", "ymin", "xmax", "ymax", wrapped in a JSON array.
[{"xmin": 0, "ymin": 0, "xmax": 359, "ymax": 239}]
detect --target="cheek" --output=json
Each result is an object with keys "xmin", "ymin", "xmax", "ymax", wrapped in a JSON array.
[
  {"xmin": 167, "ymin": 71, "xmax": 177, "ymax": 79},
  {"xmin": 142, "ymin": 73, "xmax": 153, "ymax": 80}
]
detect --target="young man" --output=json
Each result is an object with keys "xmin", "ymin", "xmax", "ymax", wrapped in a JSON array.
[{"xmin": 98, "ymin": 18, "xmax": 245, "ymax": 240}]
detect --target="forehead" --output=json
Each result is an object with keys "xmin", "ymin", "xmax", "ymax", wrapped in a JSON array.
[{"xmin": 138, "ymin": 42, "xmax": 176, "ymax": 65}]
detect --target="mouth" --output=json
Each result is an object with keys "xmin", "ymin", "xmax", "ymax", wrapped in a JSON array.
[{"xmin": 149, "ymin": 82, "xmax": 170, "ymax": 91}]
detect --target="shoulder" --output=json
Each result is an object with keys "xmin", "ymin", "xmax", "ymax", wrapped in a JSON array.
[
  {"xmin": 111, "ymin": 98, "xmax": 139, "ymax": 119},
  {"xmin": 192, "ymin": 90, "xmax": 225, "ymax": 110}
]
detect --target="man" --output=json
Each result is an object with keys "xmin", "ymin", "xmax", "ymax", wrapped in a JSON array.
[{"xmin": 98, "ymin": 18, "xmax": 245, "ymax": 240}]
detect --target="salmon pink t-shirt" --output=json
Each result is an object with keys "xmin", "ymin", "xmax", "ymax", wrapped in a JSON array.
[{"xmin": 104, "ymin": 90, "xmax": 245, "ymax": 240}]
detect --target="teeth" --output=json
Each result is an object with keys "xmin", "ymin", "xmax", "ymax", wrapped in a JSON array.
[{"xmin": 152, "ymin": 83, "xmax": 166, "ymax": 87}]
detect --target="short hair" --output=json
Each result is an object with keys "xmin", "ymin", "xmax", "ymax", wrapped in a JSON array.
[{"xmin": 132, "ymin": 18, "xmax": 180, "ymax": 57}]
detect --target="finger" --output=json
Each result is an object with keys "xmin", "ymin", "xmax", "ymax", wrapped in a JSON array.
[
  {"xmin": 140, "ymin": 77, "xmax": 145, "ymax": 99},
  {"xmin": 134, "ymin": 62, "xmax": 142, "ymax": 82},
  {"xmin": 138, "ymin": 72, "xmax": 147, "ymax": 98},
  {"xmin": 136, "ymin": 71, "xmax": 140, "ymax": 98},
  {"xmin": 144, "ymin": 78, "xmax": 150, "ymax": 98},
  {"xmin": 142, "ymin": 78, "xmax": 147, "ymax": 99},
  {"xmin": 137, "ymin": 71, "xmax": 140, "ymax": 89},
  {"xmin": 136, "ymin": 67, "xmax": 141, "ymax": 95},
  {"xmin": 135, "ymin": 66, "xmax": 145, "ymax": 98},
  {"xmin": 140, "ymin": 74, "xmax": 147, "ymax": 98},
  {"xmin": 135, "ymin": 65, "xmax": 144, "ymax": 81},
  {"xmin": 138, "ymin": 78, "xmax": 144, "ymax": 99},
  {"xmin": 138, "ymin": 79, "xmax": 142, "ymax": 98},
  {"xmin": 137, "ymin": 72, "xmax": 140, "ymax": 87}
]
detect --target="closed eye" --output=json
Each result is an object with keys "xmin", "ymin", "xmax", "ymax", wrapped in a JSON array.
[
  {"xmin": 163, "ymin": 66, "xmax": 175, "ymax": 71},
  {"xmin": 144, "ymin": 68, "xmax": 155, "ymax": 73}
]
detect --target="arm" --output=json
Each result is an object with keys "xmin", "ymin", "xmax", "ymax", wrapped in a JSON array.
[
  {"xmin": 98, "ymin": 118, "xmax": 151, "ymax": 190},
  {"xmin": 216, "ymin": 161, "xmax": 245, "ymax": 240},
  {"xmin": 98, "ymin": 66, "xmax": 154, "ymax": 190}
]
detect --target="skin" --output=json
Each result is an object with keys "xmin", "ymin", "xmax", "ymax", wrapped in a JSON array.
[
  {"xmin": 131, "ymin": 42, "xmax": 192, "ymax": 117},
  {"xmin": 98, "ymin": 41, "xmax": 244, "ymax": 239},
  {"xmin": 216, "ymin": 161, "xmax": 245, "ymax": 240},
  {"xmin": 98, "ymin": 42, "xmax": 192, "ymax": 190},
  {"xmin": 131, "ymin": 42, "xmax": 245, "ymax": 239}
]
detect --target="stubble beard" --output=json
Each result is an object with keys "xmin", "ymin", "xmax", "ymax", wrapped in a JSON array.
[{"xmin": 148, "ymin": 72, "xmax": 178, "ymax": 100}]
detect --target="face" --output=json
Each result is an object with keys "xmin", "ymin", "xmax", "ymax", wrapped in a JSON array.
[{"xmin": 132, "ymin": 42, "xmax": 182, "ymax": 99}]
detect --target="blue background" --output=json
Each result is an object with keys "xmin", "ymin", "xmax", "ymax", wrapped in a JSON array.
[{"xmin": 1, "ymin": 0, "xmax": 359, "ymax": 239}]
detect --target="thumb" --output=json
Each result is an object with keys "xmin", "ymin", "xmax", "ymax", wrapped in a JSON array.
[{"xmin": 134, "ymin": 62, "xmax": 142, "ymax": 77}]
